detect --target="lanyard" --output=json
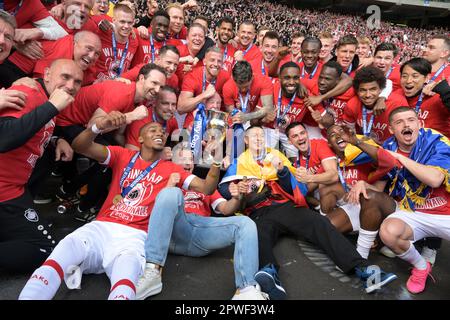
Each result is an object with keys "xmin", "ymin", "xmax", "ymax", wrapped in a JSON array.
[
  {"xmin": 10, "ymin": 0, "xmax": 23, "ymax": 16},
  {"xmin": 152, "ymin": 111, "xmax": 166, "ymax": 131},
  {"xmin": 243, "ymin": 43, "xmax": 253, "ymax": 55},
  {"xmin": 223, "ymin": 45, "xmax": 228, "ymax": 62},
  {"xmin": 430, "ymin": 63, "xmax": 447, "ymax": 82},
  {"xmin": 149, "ymin": 35, "xmax": 165, "ymax": 63},
  {"xmin": 119, "ymin": 152, "xmax": 160, "ymax": 198},
  {"xmin": 385, "ymin": 66, "xmax": 393, "ymax": 79},
  {"xmin": 202, "ymin": 67, "xmax": 216, "ymax": 92},
  {"xmin": 362, "ymin": 106, "xmax": 374, "ymax": 137},
  {"xmin": 337, "ymin": 160, "xmax": 349, "ymax": 192},
  {"xmin": 415, "ymin": 92, "xmax": 424, "ymax": 113},
  {"xmin": 261, "ymin": 60, "xmax": 267, "ymax": 76},
  {"xmin": 297, "ymin": 150, "xmax": 310, "ymax": 170},
  {"xmin": 276, "ymin": 88, "xmax": 296, "ymax": 127},
  {"xmin": 111, "ymin": 32, "xmax": 129, "ymax": 78},
  {"xmin": 346, "ymin": 63, "xmax": 352, "ymax": 75},
  {"xmin": 238, "ymin": 91, "xmax": 250, "ymax": 113},
  {"xmin": 301, "ymin": 63, "xmax": 318, "ymax": 79}
]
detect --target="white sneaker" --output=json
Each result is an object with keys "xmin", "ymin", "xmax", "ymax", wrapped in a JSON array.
[
  {"xmin": 231, "ymin": 284, "xmax": 269, "ymax": 300},
  {"xmin": 379, "ymin": 246, "xmax": 396, "ymax": 258},
  {"xmin": 421, "ymin": 246, "xmax": 437, "ymax": 266},
  {"xmin": 135, "ymin": 263, "xmax": 163, "ymax": 300}
]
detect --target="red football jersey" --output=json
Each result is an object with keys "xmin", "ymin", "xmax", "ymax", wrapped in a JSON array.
[
  {"xmin": 222, "ymin": 73, "xmax": 273, "ymax": 112},
  {"xmin": 343, "ymin": 92, "xmax": 408, "ymax": 144},
  {"xmin": 240, "ymin": 43, "xmax": 262, "ymax": 63},
  {"xmin": 339, "ymin": 161, "xmax": 374, "ymax": 187},
  {"xmin": 168, "ymin": 26, "xmax": 188, "ymax": 41},
  {"xmin": 183, "ymin": 190, "xmax": 225, "ymax": 217},
  {"xmin": 125, "ymin": 107, "xmax": 179, "ymax": 148},
  {"xmin": 95, "ymin": 29, "xmax": 139, "ymax": 80},
  {"xmin": 266, "ymin": 81, "xmax": 324, "ymax": 131},
  {"xmin": 0, "ymin": 83, "xmax": 54, "ymax": 202},
  {"xmin": 406, "ymin": 92, "xmax": 450, "ymax": 137},
  {"xmin": 279, "ymin": 54, "xmax": 302, "ymax": 69},
  {"xmin": 298, "ymin": 61, "xmax": 323, "ymax": 81},
  {"xmin": 219, "ymin": 43, "xmax": 237, "ymax": 75},
  {"xmin": 97, "ymin": 146, "xmax": 194, "ymax": 231},
  {"xmin": 132, "ymin": 36, "xmax": 177, "ymax": 67},
  {"xmin": 5, "ymin": 0, "xmax": 49, "ymax": 28},
  {"xmin": 181, "ymin": 66, "xmax": 230, "ymax": 97},
  {"xmin": 386, "ymin": 65, "xmax": 401, "ymax": 92},
  {"xmin": 430, "ymin": 63, "xmax": 450, "ymax": 84},
  {"xmin": 302, "ymin": 79, "xmax": 355, "ymax": 125},
  {"xmin": 56, "ymin": 81, "xmax": 136, "ymax": 127},
  {"xmin": 294, "ymin": 139, "xmax": 337, "ymax": 175},
  {"xmin": 175, "ymin": 43, "xmax": 204, "ymax": 82},
  {"xmin": 249, "ymin": 56, "xmax": 272, "ymax": 79}
]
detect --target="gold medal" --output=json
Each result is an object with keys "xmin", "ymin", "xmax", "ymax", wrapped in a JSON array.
[{"xmin": 113, "ymin": 194, "xmax": 123, "ymax": 205}]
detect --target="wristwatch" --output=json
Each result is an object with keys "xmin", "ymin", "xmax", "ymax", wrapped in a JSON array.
[{"xmin": 212, "ymin": 161, "xmax": 222, "ymax": 168}]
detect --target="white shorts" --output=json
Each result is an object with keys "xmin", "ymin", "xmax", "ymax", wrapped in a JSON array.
[
  {"xmin": 385, "ymin": 208, "xmax": 450, "ymax": 242},
  {"xmin": 66, "ymin": 221, "xmax": 147, "ymax": 277},
  {"xmin": 339, "ymin": 200, "xmax": 361, "ymax": 232}
]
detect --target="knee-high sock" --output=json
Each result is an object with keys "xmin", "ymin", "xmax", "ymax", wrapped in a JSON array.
[
  {"xmin": 356, "ymin": 228, "xmax": 378, "ymax": 259},
  {"xmin": 19, "ymin": 260, "xmax": 63, "ymax": 300},
  {"xmin": 19, "ymin": 236, "xmax": 87, "ymax": 300},
  {"xmin": 398, "ymin": 242, "xmax": 427, "ymax": 270},
  {"xmin": 108, "ymin": 254, "xmax": 142, "ymax": 300}
]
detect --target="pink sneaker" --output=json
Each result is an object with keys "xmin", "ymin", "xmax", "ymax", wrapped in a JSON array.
[{"xmin": 406, "ymin": 262, "xmax": 435, "ymax": 294}]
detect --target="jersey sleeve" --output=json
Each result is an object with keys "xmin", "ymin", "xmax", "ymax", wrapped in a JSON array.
[
  {"xmin": 121, "ymin": 64, "xmax": 143, "ymax": 81},
  {"xmin": 222, "ymin": 79, "xmax": 236, "ymax": 106},
  {"xmin": 172, "ymin": 163, "xmax": 196, "ymax": 190},
  {"xmin": 181, "ymin": 70, "xmax": 199, "ymax": 94},
  {"xmin": 29, "ymin": 0, "xmax": 51, "ymax": 23},
  {"xmin": 343, "ymin": 97, "xmax": 359, "ymax": 124},
  {"xmin": 317, "ymin": 140, "xmax": 337, "ymax": 162},
  {"xmin": 210, "ymin": 190, "xmax": 227, "ymax": 214},
  {"xmin": 260, "ymin": 76, "xmax": 274, "ymax": 96},
  {"xmin": 103, "ymin": 145, "xmax": 126, "ymax": 167}
]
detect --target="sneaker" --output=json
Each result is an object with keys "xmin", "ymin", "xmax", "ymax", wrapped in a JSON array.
[
  {"xmin": 33, "ymin": 193, "xmax": 53, "ymax": 205},
  {"xmin": 254, "ymin": 264, "xmax": 287, "ymax": 300},
  {"xmin": 74, "ymin": 207, "xmax": 98, "ymax": 223},
  {"xmin": 379, "ymin": 246, "xmax": 396, "ymax": 258},
  {"xmin": 135, "ymin": 263, "xmax": 163, "ymax": 300},
  {"xmin": 421, "ymin": 247, "xmax": 437, "ymax": 266},
  {"xmin": 232, "ymin": 284, "xmax": 269, "ymax": 300},
  {"xmin": 56, "ymin": 185, "xmax": 79, "ymax": 202},
  {"xmin": 406, "ymin": 262, "xmax": 434, "ymax": 294},
  {"xmin": 355, "ymin": 265, "xmax": 398, "ymax": 293}
]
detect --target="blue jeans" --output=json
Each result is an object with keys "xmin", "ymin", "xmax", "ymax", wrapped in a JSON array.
[{"xmin": 144, "ymin": 187, "xmax": 259, "ymax": 289}]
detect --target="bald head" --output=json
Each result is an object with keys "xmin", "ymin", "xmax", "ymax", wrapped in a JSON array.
[
  {"xmin": 44, "ymin": 59, "xmax": 84, "ymax": 97},
  {"xmin": 73, "ymin": 31, "xmax": 101, "ymax": 70}
]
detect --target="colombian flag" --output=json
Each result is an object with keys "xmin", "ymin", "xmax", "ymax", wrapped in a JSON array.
[
  {"xmin": 383, "ymin": 128, "xmax": 450, "ymax": 211},
  {"xmin": 220, "ymin": 148, "xmax": 308, "ymax": 207},
  {"xmin": 340, "ymin": 135, "xmax": 399, "ymax": 183}
]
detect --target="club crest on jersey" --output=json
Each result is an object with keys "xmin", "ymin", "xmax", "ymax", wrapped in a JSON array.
[{"xmin": 24, "ymin": 209, "xmax": 39, "ymax": 222}]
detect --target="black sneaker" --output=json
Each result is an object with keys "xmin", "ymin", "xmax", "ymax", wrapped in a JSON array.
[
  {"xmin": 74, "ymin": 207, "xmax": 98, "ymax": 223},
  {"xmin": 33, "ymin": 193, "xmax": 53, "ymax": 204},
  {"xmin": 56, "ymin": 185, "xmax": 79, "ymax": 202}
]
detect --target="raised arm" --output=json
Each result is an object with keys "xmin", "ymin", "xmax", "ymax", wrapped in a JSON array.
[{"xmin": 72, "ymin": 111, "xmax": 127, "ymax": 163}]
